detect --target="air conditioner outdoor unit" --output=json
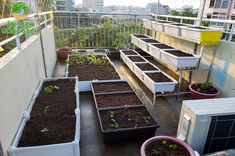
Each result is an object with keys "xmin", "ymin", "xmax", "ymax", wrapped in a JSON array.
[{"xmin": 177, "ymin": 98, "xmax": 235, "ymax": 154}]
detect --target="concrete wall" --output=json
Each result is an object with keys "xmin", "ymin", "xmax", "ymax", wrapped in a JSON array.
[
  {"xmin": 154, "ymin": 31, "xmax": 235, "ymax": 97},
  {"xmin": 0, "ymin": 25, "xmax": 56, "ymax": 156}
]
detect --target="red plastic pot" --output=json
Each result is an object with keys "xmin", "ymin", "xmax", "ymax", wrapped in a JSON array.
[
  {"xmin": 189, "ymin": 83, "xmax": 220, "ymax": 99},
  {"xmin": 141, "ymin": 136, "xmax": 196, "ymax": 156},
  {"xmin": 57, "ymin": 48, "xmax": 73, "ymax": 61}
]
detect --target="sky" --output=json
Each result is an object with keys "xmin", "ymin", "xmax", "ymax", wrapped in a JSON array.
[{"xmin": 75, "ymin": 0, "xmax": 201, "ymax": 9}]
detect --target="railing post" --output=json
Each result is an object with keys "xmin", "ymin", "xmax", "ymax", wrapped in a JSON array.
[
  {"xmin": 228, "ymin": 23, "xmax": 235, "ymax": 42},
  {"xmin": 44, "ymin": 15, "xmax": 47, "ymax": 26},
  {"xmin": 15, "ymin": 21, "xmax": 21, "ymax": 49}
]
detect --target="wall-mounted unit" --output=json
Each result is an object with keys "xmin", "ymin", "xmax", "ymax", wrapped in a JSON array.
[{"xmin": 177, "ymin": 98, "xmax": 235, "ymax": 155}]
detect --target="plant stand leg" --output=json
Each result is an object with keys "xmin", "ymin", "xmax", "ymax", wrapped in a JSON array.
[
  {"xmin": 153, "ymin": 93, "xmax": 156, "ymax": 104},
  {"xmin": 177, "ymin": 71, "xmax": 183, "ymax": 99}
]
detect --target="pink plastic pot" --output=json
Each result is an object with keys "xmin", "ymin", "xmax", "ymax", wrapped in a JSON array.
[
  {"xmin": 141, "ymin": 136, "xmax": 196, "ymax": 156},
  {"xmin": 189, "ymin": 83, "xmax": 220, "ymax": 99},
  {"xmin": 57, "ymin": 48, "xmax": 73, "ymax": 61}
]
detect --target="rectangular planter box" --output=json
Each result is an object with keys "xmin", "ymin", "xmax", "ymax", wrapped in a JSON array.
[
  {"xmin": 161, "ymin": 50, "xmax": 200, "ymax": 68},
  {"xmin": 152, "ymin": 20, "xmax": 171, "ymax": 32},
  {"xmin": 148, "ymin": 43, "xmax": 176, "ymax": 59},
  {"xmin": 142, "ymin": 19, "xmax": 153, "ymax": 30},
  {"xmin": 181, "ymin": 26, "xmax": 222, "ymax": 45},
  {"xmin": 9, "ymin": 77, "xmax": 80, "ymax": 156},
  {"xmin": 120, "ymin": 50, "xmax": 139, "ymax": 64},
  {"xmin": 138, "ymin": 38, "xmax": 161, "ymax": 52},
  {"xmin": 133, "ymin": 62, "xmax": 160, "ymax": 80},
  {"xmin": 91, "ymin": 80, "xmax": 134, "ymax": 94},
  {"xmin": 93, "ymin": 92, "xmax": 143, "ymax": 110},
  {"xmin": 142, "ymin": 71, "xmax": 178, "ymax": 93},
  {"xmin": 131, "ymin": 34, "xmax": 149, "ymax": 46},
  {"xmin": 164, "ymin": 23, "xmax": 188, "ymax": 37},
  {"xmin": 106, "ymin": 48, "xmax": 120, "ymax": 59},
  {"xmin": 97, "ymin": 106, "xmax": 159, "ymax": 143},
  {"xmin": 126, "ymin": 55, "xmax": 148, "ymax": 70}
]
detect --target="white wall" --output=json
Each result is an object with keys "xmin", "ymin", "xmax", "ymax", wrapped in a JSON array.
[{"xmin": 0, "ymin": 25, "xmax": 57, "ymax": 156}]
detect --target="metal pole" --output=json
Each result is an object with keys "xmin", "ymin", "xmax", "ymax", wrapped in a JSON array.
[
  {"xmin": 206, "ymin": 46, "xmax": 217, "ymax": 82},
  {"xmin": 157, "ymin": 0, "xmax": 160, "ymax": 18},
  {"xmin": 198, "ymin": 0, "xmax": 206, "ymax": 26},
  {"xmin": 35, "ymin": 0, "xmax": 48, "ymax": 78}
]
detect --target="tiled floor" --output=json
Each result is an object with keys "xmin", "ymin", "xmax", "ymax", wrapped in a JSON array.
[{"xmin": 53, "ymin": 55, "xmax": 192, "ymax": 156}]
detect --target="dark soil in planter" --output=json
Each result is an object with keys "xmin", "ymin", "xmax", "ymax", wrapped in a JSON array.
[
  {"xmin": 99, "ymin": 107, "xmax": 156, "ymax": 131},
  {"xmin": 146, "ymin": 72, "xmax": 172, "ymax": 82},
  {"xmin": 18, "ymin": 79, "xmax": 76, "ymax": 147},
  {"xmin": 136, "ymin": 63, "xmax": 158, "ymax": 71},
  {"xmin": 92, "ymin": 82, "xmax": 133, "ymax": 94},
  {"xmin": 191, "ymin": 84, "xmax": 218, "ymax": 94},
  {"xmin": 107, "ymin": 48, "xmax": 120, "ymax": 59},
  {"xmin": 68, "ymin": 55, "xmax": 120, "ymax": 80},
  {"xmin": 145, "ymin": 139, "xmax": 190, "ymax": 156},
  {"xmin": 134, "ymin": 49, "xmax": 150, "ymax": 57},
  {"xmin": 157, "ymin": 21, "xmax": 171, "ymax": 23},
  {"xmin": 164, "ymin": 50, "xmax": 194, "ymax": 57},
  {"xmin": 128, "ymin": 56, "xmax": 146, "ymax": 62},
  {"xmin": 140, "ymin": 39, "xmax": 160, "ymax": 43},
  {"xmin": 151, "ymin": 44, "xmax": 175, "ymax": 49},
  {"xmin": 95, "ymin": 92, "xmax": 143, "ymax": 109},
  {"xmin": 121, "ymin": 50, "xmax": 138, "ymax": 55},
  {"xmin": 68, "ymin": 65, "xmax": 120, "ymax": 81},
  {"xmin": 170, "ymin": 23, "xmax": 187, "ymax": 26},
  {"xmin": 189, "ymin": 26, "xmax": 207, "ymax": 30},
  {"xmin": 134, "ymin": 35, "xmax": 149, "ymax": 38}
]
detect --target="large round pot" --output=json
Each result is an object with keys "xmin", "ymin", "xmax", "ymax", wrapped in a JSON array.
[
  {"xmin": 189, "ymin": 83, "xmax": 220, "ymax": 99},
  {"xmin": 57, "ymin": 48, "xmax": 73, "ymax": 61},
  {"xmin": 141, "ymin": 136, "xmax": 195, "ymax": 156}
]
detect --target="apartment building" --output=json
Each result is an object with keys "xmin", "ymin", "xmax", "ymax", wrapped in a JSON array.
[
  {"xmin": 56, "ymin": 0, "xmax": 74, "ymax": 11},
  {"xmin": 83, "ymin": 0, "xmax": 104, "ymax": 10}
]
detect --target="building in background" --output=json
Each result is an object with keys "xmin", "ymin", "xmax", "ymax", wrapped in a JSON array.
[
  {"xmin": 203, "ymin": 0, "xmax": 235, "ymax": 27},
  {"xmin": 56, "ymin": 0, "xmax": 74, "ymax": 11},
  {"xmin": 82, "ymin": 0, "xmax": 104, "ymax": 12},
  {"xmin": 146, "ymin": 3, "xmax": 169, "ymax": 15}
]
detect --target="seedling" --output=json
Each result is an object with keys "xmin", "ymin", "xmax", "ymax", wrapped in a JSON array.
[
  {"xmin": 151, "ymin": 149, "xmax": 160, "ymax": 155},
  {"xmin": 169, "ymin": 144, "xmax": 177, "ymax": 150},
  {"xmin": 109, "ymin": 111, "xmax": 115, "ymax": 118},
  {"xmin": 43, "ymin": 85, "xmax": 60, "ymax": 94},
  {"xmin": 162, "ymin": 139, "xmax": 168, "ymax": 145},
  {"xmin": 144, "ymin": 116, "xmax": 151, "ymax": 125},
  {"xmin": 125, "ymin": 111, "xmax": 133, "ymax": 121},
  {"xmin": 43, "ymin": 106, "xmax": 49, "ymax": 115},
  {"xmin": 40, "ymin": 128, "xmax": 49, "ymax": 135},
  {"xmin": 111, "ymin": 119, "xmax": 120, "ymax": 128}
]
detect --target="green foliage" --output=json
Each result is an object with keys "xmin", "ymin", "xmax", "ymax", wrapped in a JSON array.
[
  {"xmin": 12, "ymin": 2, "xmax": 30, "ymax": 14},
  {"xmin": 169, "ymin": 144, "xmax": 177, "ymax": 150},
  {"xmin": 162, "ymin": 140, "xmax": 168, "ymax": 145},
  {"xmin": 43, "ymin": 85, "xmax": 60, "ymax": 94},
  {"xmin": 144, "ymin": 116, "xmax": 151, "ymax": 125},
  {"xmin": 109, "ymin": 111, "xmax": 115, "ymax": 118},
  {"xmin": 124, "ymin": 111, "xmax": 134, "ymax": 121},
  {"xmin": 151, "ymin": 149, "xmax": 160, "ymax": 155},
  {"xmin": 70, "ymin": 54, "xmax": 110, "ymax": 65},
  {"xmin": 111, "ymin": 119, "xmax": 120, "ymax": 128},
  {"xmin": 170, "ymin": 7, "xmax": 198, "ymax": 24},
  {"xmin": 196, "ymin": 82, "xmax": 214, "ymax": 92}
]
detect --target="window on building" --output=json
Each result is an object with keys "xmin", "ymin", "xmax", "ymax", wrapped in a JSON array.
[
  {"xmin": 221, "ymin": 0, "xmax": 229, "ymax": 8},
  {"xmin": 215, "ymin": 0, "xmax": 222, "ymax": 8},
  {"xmin": 209, "ymin": 0, "xmax": 215, "ymax": 7}
]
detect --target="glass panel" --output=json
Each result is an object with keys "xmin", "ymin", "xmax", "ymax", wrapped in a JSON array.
[
  {"xmin": 210, "ymin": 0, "xmax": 215, "ymax": 7},
  {"xmin": 222, "ymin": 0, "xmax": 229, "ymax": 8},
  {"xmin": 215, "ymin": 0, "xmax": 222, "ymax": 8}
]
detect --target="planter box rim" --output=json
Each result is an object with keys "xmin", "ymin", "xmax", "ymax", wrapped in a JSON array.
[
  {"xmin": 143, "ymin": 71, "xmax": 178, "ymax": 84},
  {"xmin": 162, "ymin": 50, "xmax": 199, "ymax": 59},
  {"xmin": 181, "ymin": 25, "xmax": 223, "ymax": 32}
]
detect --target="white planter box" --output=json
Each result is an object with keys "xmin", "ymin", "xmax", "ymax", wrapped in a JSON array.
[
  {"xmin": 148, "ymin": 43, "xmax": 176, "ymax": 60},
  {"xmin": 133, "ymin": 62, "xmax": 160, "ymax": 80},
  {"xmin": 152, "ymin": 20, "xmax": 171, "ymax": 32},
  {"xmin": 181, "ymin": 26, "xmax": 222, "ymax": 44},
  {"xmin": 131, "ymin": 34, "xmax": 149, "ymax": 47},
  {"xmin": 164, "ymin": 23, "xmax": 187, "ymax": 36},
  {"xmin": 161, "ymin": 50, "xmax": 200, "ymax": 68},
  {"xmin": 126, "ymin": 55, "xmax": 148, "ymax": 70},
  {"xmin": 142, "ymin": 71, "xmax": 178, "ymax": 93},
  {"xmin": 120, "ymin": 49, "xmax": 139, "ymax": 63},
  {"xmin": 142, "ymin": 19, "xmax": 153, "ymax": 30},
  {"xmin": 138, "ymin": 38, "xmax": 160, "ymax": 53},
  {"xmin": 9, "ymin": 77, "xmax": 80, "ymax": 156}
]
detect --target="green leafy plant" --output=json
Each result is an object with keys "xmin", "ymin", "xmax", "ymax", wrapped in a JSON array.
[
  {"xmin": 151, "ymin": 149, "xmax": 160, "ymax": 155},
  {"xmin": 109, "ymin": 111, "xmax": 115, "ymax": 118},
  {"xmin": 43, "ymin": 85, "xmax": 60, "ymax": 94},
  {"xmin": 144, "ymin": 116, "xmax": 151, "ymax": 125},
  {"xmin": 125, "ymin": 111, "xmax": 134, "ymax": 121},
  {"xmin": 169, "ymin": 144, "xmax": 177, "ymax": 150},
  {"xmin": 162, "ymin": 139, "xmax": 168, "ymax": 145},
  {"xmin": 111, "ymin": 119, "xmax": 120, "ymax": 128},
  {"xmin": 43, "ymin": 106, "xmax": 49, "ymax": 115},
  {"xmin": 40, "ymin": 128, "xmax": 49, "ymax": 135},
  {"xmin": 196, "ymin": 82, "xmax": 214, "ymax": 92}
]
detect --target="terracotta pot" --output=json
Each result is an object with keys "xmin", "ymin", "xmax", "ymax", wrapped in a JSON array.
[
  {"xmin": 189, "ymin": 83, "xmax": 220, "ymax": 99},
  {"xmin": 140, "ymin": 136, "xmax": 196, "ymax": 156},
  {"xmin": 57, "ymin": 48, "xmax": 73, "ymax": 61}
]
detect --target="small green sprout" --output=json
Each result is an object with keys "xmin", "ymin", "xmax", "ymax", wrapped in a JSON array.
[
  {"xmin": 125, "ymin": 111, "xmax": 134, "ymax": 121},
  {"xmin": 43, "ymin": 106, "xmax": 49, "ymax": 115},
  {"xmin": 144, "ymin": 116, "xmax": 151, "ymax": 125},
  {"xmin": 151, "ymin": 149, "xmax": 160, "ymax": 155},
  {"xmin": 109, "ymin": 111, "xmax": 115, "ymax": 118},
  {"xmin": 43, "ymin": 85, "xmax": 60, "ymax": 94},
  {"xmin": 40, "ymin": 128, "xmax": 49, "ymax": 135},
  {"xmin": 162, "ymin": 139, "xmax": 168, "ymax": 145},
  {"xmin": 169, "ymin": 144, "xmax": 177, "ymax": 150},
  {"xmin": 111, "ymin": 119, "xmax": 120, "ymax": 128}
]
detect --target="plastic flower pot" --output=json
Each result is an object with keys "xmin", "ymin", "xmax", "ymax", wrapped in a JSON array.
[
  {"xmin": 189, "ymin": 83, "xmax": 220, "ymax": 99},
  {"xmin": 57, "ymin": 48, "xmax": 73, "ymax": 61},
  {"xmin": 140, "ymin": 136, "xmax": 196, "ymax": 156}
]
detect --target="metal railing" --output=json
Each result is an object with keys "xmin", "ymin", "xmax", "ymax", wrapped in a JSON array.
[
  {"xmin": 152, "ymin": 14, "xmax": 235, "ymax": 42},
  {"xmin": 53, "ymin": 11, "xmax": 150, "ymax": 48}
]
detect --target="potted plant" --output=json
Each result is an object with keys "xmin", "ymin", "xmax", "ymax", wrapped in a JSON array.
[
  {"xmin": 141, "ymin": 136, "xmax": 196, "ymax": 156},
  {"xmin": 57, "ymin": 47, "xmax": 73, "ymax": 61},
  {"xmin": 189, "ymin": 82, "xmax": 220, "ymax": 99}
]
